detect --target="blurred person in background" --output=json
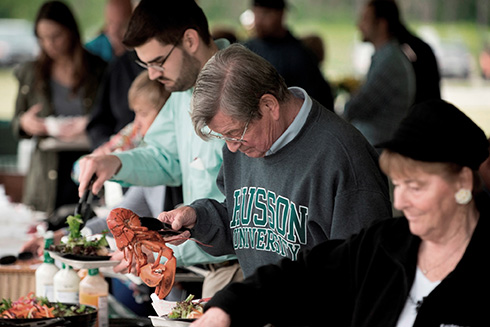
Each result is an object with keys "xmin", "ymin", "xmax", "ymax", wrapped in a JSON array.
[
  {"xmin": 243, "ymin": 0, "xmax": 334, "ymax": 110},
  {"xmin": 85, "ymin": 0, "xmax": 133, "ymax": 62},
  {"xmin": 11, "ymin": 0, "xmax": 106, "ymax": 215},
  {"xmin": 191, "ymin": 99, "xmax": 490, "ymax": 327},
  {"xmin": 86, "ymin": 50, "xmax": 144, "ymax": 150},
  {"xmin": 479, "ymin": 43, "xmax": 490, "ymax": 80},
  {"xmin": 343, "ymin": 0, "xmax": 415, "ymax": 149},
  {"xmin": 300, "ymin": 33, "xmax": 325, "ymax": 68},
  {"xmin": 389, "ymin": 0, "xmax": 441, "ymax": 103},
  {"xmin": 21, "ymin": 70, "xmax": 171, "ymax": 256}
]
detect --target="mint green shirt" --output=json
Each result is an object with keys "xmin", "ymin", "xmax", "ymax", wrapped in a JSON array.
[{"xmin": 112, "ymin": 64, "xmax": 236, "ymax": 266}]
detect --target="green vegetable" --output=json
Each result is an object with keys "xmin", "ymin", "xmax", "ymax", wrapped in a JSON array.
[
  {"xmin": 51, "ymin": 215, "xmax": 110, "ymax": 256},
  {"xmin": 67, "ymin": 215, "xmax": 84, "ymax": 240},
  {"xmin": 0, "ymin": 298, "xmax": 12, "ymax": 312},
  {"xmin": 167, "ymin": 294, "xmax": 203, "ymax": 319}
]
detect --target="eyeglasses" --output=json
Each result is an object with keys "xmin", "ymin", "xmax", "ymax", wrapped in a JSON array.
[
  {"xmin": 135, "ymin": 38, "xmax": 180, "ymax": 72},
  {"xmin": 207, "ymin": 116, "xmax": 251, "ymax": 143}
]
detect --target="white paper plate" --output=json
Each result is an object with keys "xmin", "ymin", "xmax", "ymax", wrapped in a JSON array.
[
  {"xmin": 47, "ymin": 251, "xmax": 120, "ymax": 269},
  {"xmin": 149, "ymin": 316, "xmax": 192, "ymax": 327}
]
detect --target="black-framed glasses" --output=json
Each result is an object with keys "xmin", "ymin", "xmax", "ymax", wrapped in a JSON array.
[
  {"xmin": 135, "ymin": 38, "xmax": 180, "ymax": 72},
  {"xmin": 207, "ymin": 116, "xmax": 252, "ymax": 143}
]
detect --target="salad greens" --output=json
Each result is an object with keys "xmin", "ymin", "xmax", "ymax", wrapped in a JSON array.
[
  {"xmin": 167, "ymin": 294, "xmax": 204, "ymax": 319},
  {"xmin": 49, "ymin": 214, "xmax": 109, "ymax": 256}
]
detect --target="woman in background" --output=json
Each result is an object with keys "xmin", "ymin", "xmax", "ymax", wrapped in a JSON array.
[{"xmin": 12, "ymin": 1, "xmax": 106, "ymax": 215}]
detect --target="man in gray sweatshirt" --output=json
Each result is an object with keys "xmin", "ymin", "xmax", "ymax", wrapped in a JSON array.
[{"xmin": 160, "ymin": 44, "xmax": 392, "ymax": 278}]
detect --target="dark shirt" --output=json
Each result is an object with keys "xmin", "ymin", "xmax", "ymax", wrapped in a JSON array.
[
  {"xmin": 398, "ymin": 27, "xmax": 441, "ymax": 104},
  {"xmin": 243, "ymin": 31, "xmax": 334, "ymax": 110},
  {"xmin": 87, "ymin": 50, "xmax": 144, "ymax": 150}
]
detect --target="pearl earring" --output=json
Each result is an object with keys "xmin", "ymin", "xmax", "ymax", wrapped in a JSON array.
[{"xmin": 455, "ymin": 188, "xmax": 472, "ymax": 205}]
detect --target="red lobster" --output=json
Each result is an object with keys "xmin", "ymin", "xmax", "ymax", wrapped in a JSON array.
[{"xmin": 107, "ymin": 208, "xmax": 182, "ymax": 299}]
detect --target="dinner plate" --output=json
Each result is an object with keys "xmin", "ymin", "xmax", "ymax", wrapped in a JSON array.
[{"xmin": 47, "ymin": 251, "xmax": 120, "ymax": 269}]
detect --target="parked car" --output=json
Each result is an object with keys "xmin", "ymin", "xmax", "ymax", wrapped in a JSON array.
[
  {"xmin": 0, "ymin": 19, "xmax": 39, "ymax": 67},
  {"xmin": 434, "ymin": 39, "xmax": 473, "ymax": 79}
]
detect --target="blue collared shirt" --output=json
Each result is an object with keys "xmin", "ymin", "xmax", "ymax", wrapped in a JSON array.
[{"xmin": 267, "ymin": 87, "xmax": 312, "ymax": 156}]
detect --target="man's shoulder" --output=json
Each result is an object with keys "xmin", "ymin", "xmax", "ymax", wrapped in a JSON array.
[{"xmin": 166, "ymin": 89, "xmax": 193, "ymax": 106}]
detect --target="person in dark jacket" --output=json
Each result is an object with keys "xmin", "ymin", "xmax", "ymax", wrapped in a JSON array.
[
  {"xmin": 189, "ymin": 99, "xmax": 490, "ymax": 327},
  {"xmin": 242, "ymin": 0, "xmax": 334, "ymax": 110},
  {"xmin": 86, "ymin": 50, "xmax": 144, "ymax": 150},
  {"xmin": 383, "ymin": 0, "xmax": 441, "ymax": 103}
]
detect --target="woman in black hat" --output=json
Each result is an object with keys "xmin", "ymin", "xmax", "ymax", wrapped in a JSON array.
[{"xmin": 190, "ymin": 99, "xmax": 490, "ymax": 327}]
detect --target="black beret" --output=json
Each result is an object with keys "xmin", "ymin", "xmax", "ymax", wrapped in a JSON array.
[
  {"xmin": 253, "ymin": 0, "xmax": 286, "ymax": 9},
  {"xmin": 378, "ymin": 99, "xmax": 489, "ymax": 170}
]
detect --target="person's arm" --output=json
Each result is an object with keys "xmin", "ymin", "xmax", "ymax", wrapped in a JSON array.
[
  {"xmin": 11, "ymin": 63, "xmax": 47, "ymax": 139},
  {"xmin": 342, "ymin": 60, "xmax": 389, "ymax": 121},
  {"xmin": 158, "ymin": 200, "xmax": 234, "ymax": 257},
  {"xmin": 188, "ymin": 199, "xmax": 235, "ymax": 256},
  {"xmin": 199, "ymin": 237, "xmax": 356, "ymax": 327}
]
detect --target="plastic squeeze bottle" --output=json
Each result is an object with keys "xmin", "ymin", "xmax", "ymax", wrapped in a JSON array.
[
  {"xmin": 54, "ymin": 263, "xmax": 80, "ymax": 303},
  {"xmin": 79, "ymin": 268, "xmax": 109, "ymax": 327},
  {"xmin": 35, "ymin": 232, "xmax": 59, "ymax": 301}
]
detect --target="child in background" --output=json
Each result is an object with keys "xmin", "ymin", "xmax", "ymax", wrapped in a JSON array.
[{"xmin": 92, "ymin": 70, "xmax": 170, "ymax": 155}]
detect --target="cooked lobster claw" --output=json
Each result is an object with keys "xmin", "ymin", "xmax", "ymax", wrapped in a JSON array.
[{"xmin": 107, "ymin": 208, "xmax": 178, "ymax": 299}]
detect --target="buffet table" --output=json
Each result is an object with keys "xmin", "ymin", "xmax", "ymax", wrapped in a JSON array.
[{"xmin": 0, "ymin": 258, "xmax": 41, "ymax": 299}]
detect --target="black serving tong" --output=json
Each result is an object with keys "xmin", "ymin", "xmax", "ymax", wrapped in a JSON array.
[
  {"xmin": 74, "ymin": 175, "xmax": 96, "ymax": 223},
  {"xmin": 139, "ymin": 216, "xmax": 191, "ymax": 236}
]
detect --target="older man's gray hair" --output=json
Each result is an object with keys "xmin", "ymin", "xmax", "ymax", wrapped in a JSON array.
[{"xmin": 191, "ymin": 43, "xmax": 290, "ymax": 140}]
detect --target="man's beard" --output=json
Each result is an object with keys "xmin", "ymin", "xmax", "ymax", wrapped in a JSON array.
[{"xmin": 160, "ymin": 49, "xmax": 201, "ymax": 92}]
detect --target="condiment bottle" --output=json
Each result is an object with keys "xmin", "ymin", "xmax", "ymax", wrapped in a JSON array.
[
  {"xmin": 54, "ymin": 263, "xmax": 80, "ymax": 303},
  {"xmin": 79, "ymin": 268, "xmax": 109, "ymax": 327},
  {"xmin": 35, "ymin": 232, "xmax": 59, "ymax": 301}
]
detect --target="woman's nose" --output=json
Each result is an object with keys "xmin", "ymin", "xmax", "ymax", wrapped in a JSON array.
[{"xmin": 393, "ymin": 187, "xmax": 406, "ymax": 212}]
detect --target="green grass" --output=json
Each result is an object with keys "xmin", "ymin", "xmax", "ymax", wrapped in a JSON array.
[{"xmin": 0, "ymin": 68, "xmax": 17, "ymax": 121}]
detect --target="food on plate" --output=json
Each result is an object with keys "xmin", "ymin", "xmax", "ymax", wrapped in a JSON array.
[
  {"xmin": 167, "ymin": 294, "xmax": 204, "ymax": 319},
  {"xmin": 0, "ymin": 292, "xmax": 95, "ymax": 319},
  {"xmin": 49, "ymin": 215, "xmax": 109, "ymax": 256}
]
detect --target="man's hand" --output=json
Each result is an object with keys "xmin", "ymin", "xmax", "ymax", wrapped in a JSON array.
[
  {"xmin": 78, "ymin": 154, "xmax": 122, "ymax": 197},
  {"xmin": 158, "ymin": 206, "xmax": 197, "ymax": 245},
  {"xmin": 190, "ymin": 307, "xmax": 231, "ymax": 327}
]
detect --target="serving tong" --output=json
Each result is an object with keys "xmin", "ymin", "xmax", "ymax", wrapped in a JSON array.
[
  {"xmin": 138, "ymin": 216, "xmax": 191, "ymax": 236},
  {"xmin": 74, "ymin": 175, "xmax": 96, "ymax": 223}
]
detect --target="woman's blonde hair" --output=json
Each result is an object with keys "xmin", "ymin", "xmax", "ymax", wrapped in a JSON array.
[
  {"xmin": 379, "ymin": 149, "xmax": 482, "ymax": 193},
  {"xmin": 128, "ymin": 71, "xmax": 170, "ymax": 110}
]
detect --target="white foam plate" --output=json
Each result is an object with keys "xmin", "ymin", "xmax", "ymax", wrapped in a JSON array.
[{"xmin": 47, "ymin": 251, "xmax": 120, "ymax": 269}]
